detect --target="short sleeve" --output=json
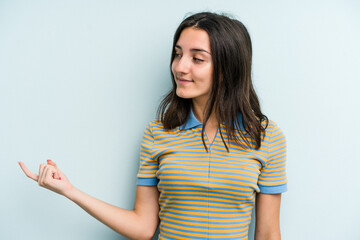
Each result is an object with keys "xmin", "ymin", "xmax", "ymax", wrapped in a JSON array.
[
  {"xmin": 136, "ymin": 122, "xmax": 159, "ymax": 186},
  {"xmin": 258, "ymin": 122, "xmax": 288, "ymax": 194}
]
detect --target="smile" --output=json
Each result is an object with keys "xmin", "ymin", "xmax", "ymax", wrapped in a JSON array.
[{"xmin": 178, "ymin": 78, "xmax": 193, "ymax": 84}]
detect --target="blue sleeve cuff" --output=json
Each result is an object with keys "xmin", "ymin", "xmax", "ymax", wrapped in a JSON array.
[
  {"xmin": 136, "ymin": 177, "xmax": 158, "ymax": 186},
  {"xmin": 259, "ymin": 183, "xmax": 287, "ymax": 194}
]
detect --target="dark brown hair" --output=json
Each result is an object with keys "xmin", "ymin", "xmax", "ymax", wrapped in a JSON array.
[{"xmin": 157, "ymin": 12, "xmax": 268, "ymax": 151}]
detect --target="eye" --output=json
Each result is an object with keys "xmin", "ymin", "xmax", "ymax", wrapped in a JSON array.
[
  {"xmin": 174, "ymin": 52, "xmax": 182, "ymax": 58},
  {"xmin": 193, "ymin": 57, "xmax": 204, "ymax": 63}
]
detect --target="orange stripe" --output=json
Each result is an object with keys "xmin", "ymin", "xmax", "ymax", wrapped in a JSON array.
[{"xmin": 161, "ymin": 211, "xmax": 252, "ymax": 223}]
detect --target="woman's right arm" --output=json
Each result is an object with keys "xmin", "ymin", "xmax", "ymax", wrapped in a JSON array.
[
  {"xmin": 67, "ymin": 185, "xmax": 159, "ymax": 240},
  {"xmin": 18, "ymin": 160, "xmax": 159, "ymax": 240}
]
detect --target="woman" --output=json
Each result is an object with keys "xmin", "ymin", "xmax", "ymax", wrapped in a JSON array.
[{"xmin": 19, "ymin": 12, "xmax": 287, "ymax": 240}]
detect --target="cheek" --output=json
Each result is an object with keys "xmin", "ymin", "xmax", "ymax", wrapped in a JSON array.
[
  {"xmin": 197, "ymin": 67, "xmax": 213, "ymax": 84},
  {"xmin": 171, "ymin": 61, "xmax": 176, "ymax": 76},
  {"xmin": 205, "ymin": 67, "xmax": 213, "ymax": 85}
]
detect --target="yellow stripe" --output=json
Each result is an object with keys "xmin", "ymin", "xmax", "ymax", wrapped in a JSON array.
[
  {"xmin": 160, "ymin": 229, "xmax": 195, "ymax": 239},
  {"xmin": 159, "ymin": 203, "xmax": 253, "ymax": 212},
  {"xmin": 157, "ymin": 170, "xmax": 257, "ymax": 183},
  {"xmin": 163, "ymin": 217, "xmax": 249, "ymax": 228},
  {"xmin": 259, "ymin": 170, "xmax": 286, "ymax": 177},
  {"xmin": 258, "ymin": 179, "xmax": 287, "ymax": 185},
  {"xmin": 159, "ymin": 181, "xmax": 256, "ymax": 193},
  {"xmin": 161, "ymin": 211, "xmax": 252, "ymax": 223},
  {"xmin": 159, "ymin": 196, "xmax": 252, "ymax": 204},
  {"xmin": 160, "ymin": 175, "xmax": 258, "ymax": 187},
  {"xmin": 158, "ymin": 208, "xmax": 252, "ymax": 217},
  {"xmin": 159, "ymin": 160, "xmax": 261, "ymax": 174},
  {"xmin": 160, "ymin": 190, "xmax": 256, "ymax": 201},
  {"xmin": 161, "ymin": 221, "xmax": 249, "ymax": 235}
]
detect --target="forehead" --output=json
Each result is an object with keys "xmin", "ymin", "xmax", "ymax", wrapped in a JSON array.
[{"xmin": 176, "ymin": 27, "xmax": 211, "ymax": 52}]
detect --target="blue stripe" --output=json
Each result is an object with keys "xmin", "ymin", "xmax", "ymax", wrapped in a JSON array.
[
  {"xmin": 160, "ymin": 228, "xmax": 208, "ymax": 240},
  {"xmin": 160, "ymin": 210, "xmax": 252, "ymax": 220},
  {"xmin": 161, "ymin": 214, "xmax": 250, "ymax": 225}
]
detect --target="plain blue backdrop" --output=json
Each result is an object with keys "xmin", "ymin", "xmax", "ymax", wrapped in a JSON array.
[{"xmin": 1, "ymin": 0, "xmax": 359, "ymax": 239}]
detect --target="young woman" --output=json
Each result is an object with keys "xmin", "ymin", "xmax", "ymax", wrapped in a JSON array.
[{"xmin": 19, "ymin": 12, "xmax": 287, "ymax": 240}]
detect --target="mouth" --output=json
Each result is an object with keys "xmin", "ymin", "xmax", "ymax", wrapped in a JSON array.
[{"xmin": 177, "ymin": 77, "xmax": 193, "ymax": 84}]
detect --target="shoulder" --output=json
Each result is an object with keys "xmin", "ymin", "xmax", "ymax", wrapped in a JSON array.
[
  {"xmin": 144, "ymin": 118, "xmax": 189, "ymax": 140},
  {"xmin": 144, "ymin": 118, "xmax": 177, "ymax": 135},
  {"xmin": 261, "ymin": 119, "xmax": 287, "ymax": 156},
  {"xmin": 259, "ymin": 119, "xmax": 286, "ymax": 152},
  {"xmin": 146, "ymin": 118, "xmax": 164, "ymax": 130},
  {"xmin": 262, "ymin": 119, "xmax": 285, "ymax": 138}
]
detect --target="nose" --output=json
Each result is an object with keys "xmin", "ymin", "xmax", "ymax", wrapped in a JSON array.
[{"xmin": 173, "ymin": 55, "xmax": 190, "ymax": 75}]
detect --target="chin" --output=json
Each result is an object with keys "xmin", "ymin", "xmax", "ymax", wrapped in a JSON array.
[
  {"xmin": 176, "ymin": 89, "xmax": 192, "ymax": 99},
  {"xmin": 176, "ymin": 93, "xmax": 192, "ymax": 99}
]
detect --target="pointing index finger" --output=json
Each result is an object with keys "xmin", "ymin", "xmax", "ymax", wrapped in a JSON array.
[
  {"xmin": 47, "ymin": 159, "xmax": 58, "ymax": 169},
  {"xmin": 18, "ymin": 161, "xmax": 39, "ymax": 182}
]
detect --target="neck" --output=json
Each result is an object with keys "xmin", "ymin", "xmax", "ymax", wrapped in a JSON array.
[{"xmin": 192, "ymin": 99, "xmax": 218, "ymax": 127}]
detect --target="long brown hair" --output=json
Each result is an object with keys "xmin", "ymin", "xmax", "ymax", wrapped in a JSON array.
[{"xmin": 157, "ymin": 12, "xmax": 268, "ymax": 151}]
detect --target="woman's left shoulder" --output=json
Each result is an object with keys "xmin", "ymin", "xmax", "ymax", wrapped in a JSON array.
[{"xmin": 262, "ymin": 119, "xmax": 286, "ymax": 138}]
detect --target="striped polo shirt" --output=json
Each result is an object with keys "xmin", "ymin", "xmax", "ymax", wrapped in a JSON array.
[{"xmin": 137, "ymin": 110, "xmax": 287, "ymax": 239}]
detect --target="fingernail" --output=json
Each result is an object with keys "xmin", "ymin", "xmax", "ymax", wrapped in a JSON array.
[
  {"xmin": 47, "ymin": 160, "xmax": 50, "ymax": 163},
  {"xmin": 59, "ymin": 177, "xmax": 61, "ymax": 180}
]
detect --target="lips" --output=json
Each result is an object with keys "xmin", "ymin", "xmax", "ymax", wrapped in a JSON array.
[{"xmin": 178, "ymin": 77, "xmax": 193, "ymax": 84}]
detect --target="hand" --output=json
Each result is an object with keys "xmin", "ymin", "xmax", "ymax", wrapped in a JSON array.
[{"xmin": 18, "ymin": 160, "xmax": 73, "ymax": 197}]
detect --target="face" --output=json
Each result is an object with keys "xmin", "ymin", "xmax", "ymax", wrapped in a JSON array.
[{"xmin": 171, "ymin": 27, "xmax": 213, "ymax": 105}]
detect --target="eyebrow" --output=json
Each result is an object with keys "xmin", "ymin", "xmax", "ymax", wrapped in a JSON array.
[{"xmin": 175, "ymin": 45, "xmax": 211, "ymax": 55}]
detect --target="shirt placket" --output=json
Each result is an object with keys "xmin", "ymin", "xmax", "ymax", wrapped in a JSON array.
[{"xmin": 204, "ymin": 129, "xmax": 218, "ymax": 240}]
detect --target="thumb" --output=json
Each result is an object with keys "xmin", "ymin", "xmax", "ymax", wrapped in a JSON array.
[{"xmin": 47, "ymin": 160, "xmax": 61, "ymax": 180}]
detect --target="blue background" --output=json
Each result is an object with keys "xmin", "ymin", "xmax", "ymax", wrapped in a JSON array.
[{"xmin": 1, "ymin": 0, "xmax": 359, "ymax": 239}]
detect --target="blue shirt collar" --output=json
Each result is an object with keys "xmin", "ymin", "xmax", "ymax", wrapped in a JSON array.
[
  {"xmin": 180, "ymin": 108, "xmax": 245, "ymax": 131},
  {"xmin": 180, "ymin": 108, "xmax": 202, "ymax": 130}
]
